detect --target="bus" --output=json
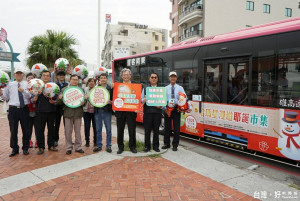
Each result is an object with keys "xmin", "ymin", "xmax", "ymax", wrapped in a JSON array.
[{"xmin": 112, "ymin": 17, "xmax": 300, "ymax": 162}]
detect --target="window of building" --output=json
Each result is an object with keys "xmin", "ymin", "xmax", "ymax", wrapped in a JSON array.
[
  {"xmin": 132, "ymin": 51, "xmax": 136, "ymax": 55},
  {"xmin": 246, "ymin": 1, "xmax": 254, "ymax": 11},
  {"xmin": 285, "ymin": 8, "xmax": 292, "ymax": 17},
  {"xmin": 173, "ymin": 0, "xmax": 174, "ymax": 5},
  {"xmin": 155, "ymin": 46, "xmax": 159, "ymax": 50},
  {"xmin": 162, "ymin": 35, "xmax": 165, "ymax": 42},
  {"xmin": 145, "ymin": 31, "xmax": 148, "ymax": 34},
  {"xmin": 118, "ymin": 41, "xmax": 122, "ymax": 45},
  {"xmin": 162, "ymin": 46, "xmax": 165, "ymax": 49},
  {"xmin": 155, "ymin": 35, "xmax": 159, "ymax": 41},
  {"xmin": 172, "ymin": 37, "xmax": 175, "ymax": 43},
  {"xmin": 263, "ymin": 4, "xmax": 270, "ymax": 13},
  {"xmin": 172, "ymin": 18, "xmax": 175, "ymax": 24}
]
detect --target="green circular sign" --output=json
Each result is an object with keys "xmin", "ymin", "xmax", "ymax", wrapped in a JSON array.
[
  {"xmin": 89, "ymin": 86, "xmax": 110, "ymax": 108},
  {"xmin": 63, "ymin": 86, "xmax": 85, "ymax": 108}
]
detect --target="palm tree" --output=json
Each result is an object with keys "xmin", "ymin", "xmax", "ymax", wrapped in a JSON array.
[{"xmin": 26, "ymin": 30, "xmax": 83, "ymax": 70}]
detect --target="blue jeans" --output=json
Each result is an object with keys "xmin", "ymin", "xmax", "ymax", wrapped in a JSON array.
[{"xmin": 94, "ymin": 110, "xmax": 112, "ymax": 148}]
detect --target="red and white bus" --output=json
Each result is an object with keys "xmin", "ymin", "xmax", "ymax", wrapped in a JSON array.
[{"xmin": 113, "ymin": 17, "xmax": 300, "ymax": 162}]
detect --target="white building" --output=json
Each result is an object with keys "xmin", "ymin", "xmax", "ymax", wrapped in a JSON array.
[
  {"xmin": 101, "ymin": 22, "xmax": 168, "ymax": 68},
  {"xmin": 171, "ymin": 0, "xmax": 300, "ymax": 43}
]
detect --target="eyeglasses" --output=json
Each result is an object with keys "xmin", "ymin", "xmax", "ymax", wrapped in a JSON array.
[{"xmin": 150, "ymin": 77, "xmax": 158, "ymax": 79}]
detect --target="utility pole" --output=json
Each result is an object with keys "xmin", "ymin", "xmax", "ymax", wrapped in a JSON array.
[{"xmin": 97, "ymin": 0, "xmax": 101, "ymax": 67}]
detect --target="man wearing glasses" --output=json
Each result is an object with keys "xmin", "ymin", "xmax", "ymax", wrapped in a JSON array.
[
  {"xmin": 141, "ymin": 73, "xmax": 161, "ymax": 152},
  {"xmin": 0, "ymin": 68, "xmax": 31, "ymax": 157}
]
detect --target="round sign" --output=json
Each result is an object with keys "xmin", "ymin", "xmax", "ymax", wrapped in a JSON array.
[
  {"xmin": 114, "ymin": 98, "xmax": 124, "ymax": 108},
  {"xmin": 63, "ymin": 87, "xmax": 85, "ymax": 108},
  {"xmin": 88, "ymin": 86, "xmax": 110, "ymax": 108}
]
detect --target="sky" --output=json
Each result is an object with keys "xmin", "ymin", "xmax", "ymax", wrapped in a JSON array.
[{"xmin": 0, "ymin": 0, "xmax": 171, "ymax": 69}]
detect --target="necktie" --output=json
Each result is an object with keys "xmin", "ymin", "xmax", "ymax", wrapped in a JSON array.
[
  {"xmin": 171, "ymin": 85, "xmax": 175, "ymax": 99},
  {"xmin": 18, "ymin": 83, "xmax": 25, "ymax": 108}
]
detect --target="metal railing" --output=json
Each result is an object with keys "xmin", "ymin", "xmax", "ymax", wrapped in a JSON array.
[
  {"xmin": 179, "ymin": 30, "xmax": 203, "ymax": 41},
  {"xmin": 179, "ymin": 5, "xmax": 203, "ymax": 19}
]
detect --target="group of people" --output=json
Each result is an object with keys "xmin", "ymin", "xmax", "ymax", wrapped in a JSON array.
[{"xmin": 0, "ymin": 67, "xmax": 190, "ymax": 157}]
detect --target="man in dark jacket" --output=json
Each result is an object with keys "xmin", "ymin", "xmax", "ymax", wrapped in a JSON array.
[
  {"xmin": 33, "ymin": 70, "xmax": 58, "ymax": 154},
  {"xmin": 141, "ymin": 73, "xmax": 162, "ymax": 152},
  {"xmin": 93, "ymin": 73, "xmax": 113, "ymax": 153},
  {"xmin": 54, "ymin": 71, "xmax": 68, "ymax": 147}
]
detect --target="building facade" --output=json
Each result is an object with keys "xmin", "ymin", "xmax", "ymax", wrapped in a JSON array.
[
  {"xmin": 170, "ymin": 0, "xmax": 300, "ymax": 43},
  {"xmin": 101, "ymin": 22, "xmax": 168, "ymax": 68}
]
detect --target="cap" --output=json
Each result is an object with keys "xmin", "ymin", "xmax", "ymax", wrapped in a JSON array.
[
  {"xmin": 169, "ymin": 71, "xmax": 177, "ymax": 77},
  {"xmin": 14, "ymin": 68, "xmax": 25, "ymax": 74}
]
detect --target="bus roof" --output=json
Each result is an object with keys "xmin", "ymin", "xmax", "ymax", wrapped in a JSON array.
[{"xmin": 114, "ymin": 17, "xmax": 300, "ymax": 61}]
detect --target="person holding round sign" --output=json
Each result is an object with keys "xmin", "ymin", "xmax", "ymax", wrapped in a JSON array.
[
  {"xmin": 83, "ymin": 78, "xmax": 97, "ymax": 147},
  {"xmin": 57, "ymin": 74, "xmax": 87, "ymax": 155},
  {"xmin": 93, "ymin": 73, "xmax": 113, "ymax": 153},
  {"xmin": 32, "ymin": 70, "xmax": 58, "ymax": 155}
]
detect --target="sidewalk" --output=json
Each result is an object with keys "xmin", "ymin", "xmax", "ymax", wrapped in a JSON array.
[{"xmin": 0, "ymin": 103, "xmax": 297, "ymax": 200}]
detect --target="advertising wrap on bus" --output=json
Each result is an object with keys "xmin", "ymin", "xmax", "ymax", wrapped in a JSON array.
[
  {"xmin": 181, "ymin": 102, "xmax": 300, "ymax": 161},
  {"xmin": 112, "ymin": 17, "xmax": 300, "ymax": 162}
]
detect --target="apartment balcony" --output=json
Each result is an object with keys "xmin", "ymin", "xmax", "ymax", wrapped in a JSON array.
[
  {"xmin": 179, "ymin": 30, "xmax": 203, "ymax": 42},
  {"xmin": 179, "ymin": 5, "xmax": 203, "ymax": 26}
]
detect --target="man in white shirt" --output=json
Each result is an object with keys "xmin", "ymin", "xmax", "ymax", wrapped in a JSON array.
[{"xmin": 0, "ymin": 68, "xmax": 31, "ymax": 157}]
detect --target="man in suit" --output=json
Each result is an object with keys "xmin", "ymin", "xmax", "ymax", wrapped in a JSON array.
[
  {"xmin": 115, "ymin": 68, "xmax": 137, "ymax": 154},
  {"xmin": 0, "ymin": 68, "xmax": 31, "ymax": 157},
  {"xmin": 141, "ymin": 73, "xmax": 162, "ymax": 152},
  {"xmin": 54, "ymin": 71, "xmax": 68, "ymax": 147},
  {"xmin": 162, "ymin": 71, "xmax": 191, "ymax": 151}
]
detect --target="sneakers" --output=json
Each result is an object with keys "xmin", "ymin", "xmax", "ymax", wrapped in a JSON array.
[
  {"xmin": 48, "ymin": 146, "xmax": 58, "ymax": 151},
  {"xmin": 106, "ymin": 147, "xmax": 112, "ymax": 153},
  {"xmin": 29, "ymin": 140, "xmax": 33, "ymax": 148},
  {"xmin": 93, "ymin": 147, "xmax": 102, "ymax": 152},
  {"xmin": 34, "ymin": 141, "xmax": 38, "ymax": 148},
  {"xmin": 37, "ymin": 148, "xmax": 44, "ymax": 155}
]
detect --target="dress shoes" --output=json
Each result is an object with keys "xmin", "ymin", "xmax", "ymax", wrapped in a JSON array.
[
  {"xmin": 172, "ymin": 147, "xmax": 178, "ymax": 151},
  {"xmin": 117, "ymin": 149, "xmax": 123, "ymax": 154},
  {"xmin": 162, "ymin": 145, "xmax": 170, "ymax": 149},
  {"xmin": 23, "ymin": 150, "xmax": 29, "ymax": 155},
  {"xmin": 93, "ymin": 146, "xmax": 102, "ymax": 152},
  {"xmin": 9, "ymin": 150, "xmax": 19, "ymax": 157},
  {"xmin": 106, "ymin": 147, "xmax": 112, "ymax": 153},
  {"xmin": 144, "ymin": 148, "xmax": 150, "ymax": 152},
  {"xmin": 37, "ymin": 148, "xmax": 44, "ymax": 155},
  {"xmin": 75, "ymin": 149, "xmax": 84, "ymax": 153},
  {"xmin": 153, "ymin": 148, "xmax": 160, "ymax": 152},
  {"xmin": 66, "ymin": 150, "xmax": 72, "ymax": 155},
  {"xmin": 130, "ymin": 148, "xmax": 137, "ymax": 153},
  {"xmin": 48, "ymin": 146, "xmax": 58, "ymax": 151}
]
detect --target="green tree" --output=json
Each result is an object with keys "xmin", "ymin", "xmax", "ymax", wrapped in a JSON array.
[{"xmin": 26, "ymin": 30, "xmax": 83, "ymax": 69}]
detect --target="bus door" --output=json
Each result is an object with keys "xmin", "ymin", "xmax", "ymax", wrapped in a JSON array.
[
  {"xmin": 202, "ymin": 57, "xmax": 250, "ymax": 136},
  {"xmin": 204, "ymin": 57, "xmax": 250, "ymax": 105}
]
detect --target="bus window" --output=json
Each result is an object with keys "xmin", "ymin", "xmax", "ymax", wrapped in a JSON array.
[
  {"xmin": 227, "ymin": 62, "xmax": 249, "ymax": 105},
  {"xmin": 276, "ymin": 53, "xmax": 300, "ymax": 108},
  {"xmin": 204, "ymin": 63, "xmax": 222, "ymax": 103},
  {"xmin": 173, "ymin": 68, "xmax": 198, "ymax": 99},
  {"xmin": 139, "ymin": 66, "xmax": 149, "ymax": 84},
  {"xmin": 252, "ymin": 56, "xmax": 276, "ymax": 107}
]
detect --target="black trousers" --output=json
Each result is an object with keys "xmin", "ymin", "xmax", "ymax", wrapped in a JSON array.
[
  {"xmin": 54, "ymin": 105, "xmax": 64, "ymax": 142},
  {"xmin": 8, "ymin": 106, "xmax": 30, "ymax": 151},
  {"xmin": 29, "ymin": 116, "xmax": 37, "ymax": 140},
  {"xmin": 143, "ymin": 113, "xmax": 161, "ymax": 149},
  {"xmin": 83, "ymin": 112, "xmax": 97, "ymax": 144},
  {"xmin": 35, "ymin": 112, "xmax": 56, "ymax": 149},
  {"xmin": 164, "ymin": 109, "xmax": 181, "ymax": 148},
  {"xmin": 116, "ymin": 111, "xmax": 137, "ymax": 150}
]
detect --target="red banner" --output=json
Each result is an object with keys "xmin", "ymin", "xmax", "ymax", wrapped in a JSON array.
[{"xmin": 112, "ymin": 83, "xmax": 142, "ymax": 112}]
